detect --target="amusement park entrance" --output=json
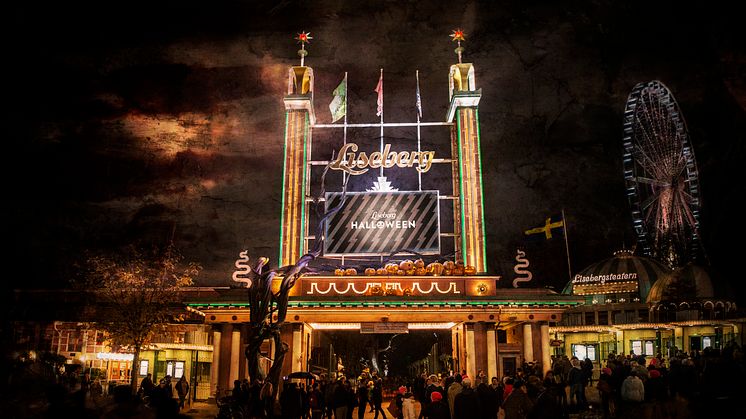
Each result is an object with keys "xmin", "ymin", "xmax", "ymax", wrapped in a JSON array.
[{"xmin": 187, "ymin": 35, "xmax": 581, "ymax": 397}]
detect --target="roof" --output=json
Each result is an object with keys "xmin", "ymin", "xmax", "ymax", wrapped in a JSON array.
[
  {"xmin": 646, "ymin": 263, "xmax": 715, "ymax": 303},
  {"xmin": 562, "ymin": 250, "xmax": 670, "ymax": 300}
]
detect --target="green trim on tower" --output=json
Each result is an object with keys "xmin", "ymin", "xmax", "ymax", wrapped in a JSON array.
[
  {"xmin": 455, "ymin": 112, "xmax": 468, "ymax": 264},
  {"xmin": 279, "ymin": 111, "xmax": 290, "ymax": 264},
  {"xmin": 475, "ymin": 109, "xmax": 488, "ymax": 272},
  {"xmin": 299, "ymin": 112, "xmax": 309, "ymax": 258}
]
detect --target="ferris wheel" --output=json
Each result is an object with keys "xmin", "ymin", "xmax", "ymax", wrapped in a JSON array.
[{"xmin": 622, "ymin": 80, "xmax": 702, "ymax": 267}]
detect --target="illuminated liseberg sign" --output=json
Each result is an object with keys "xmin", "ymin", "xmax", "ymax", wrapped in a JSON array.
[{"xmin": 329, "ymin": 143, "xmax": 435, "ymax": 175}]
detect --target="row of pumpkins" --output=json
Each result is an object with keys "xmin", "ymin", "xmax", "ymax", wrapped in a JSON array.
[{"xmin": 334, "ymin": 259, "xmax": 477, "ymax": 276}]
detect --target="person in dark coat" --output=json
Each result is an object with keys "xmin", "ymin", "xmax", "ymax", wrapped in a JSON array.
[
  {"xmin": 420, "ymin": 391, "xmax": 450, "ymax": 419},
  {"xmin": 476, "ymin": 379, "xmax": 498, "ymax": 419},
  {"xmin": 596, "ymin": 368, "xmax": 615, "ymax": 419},
  {"xmin": 175, "ymin": 376, "xmax": 190, "ymax": 411},
  {"xmin": 527, "ymin": 378, "xmax": 559, "ymax": 419},
  {"xmin": 333, "ymin": 378, "xmax": 349, "ymax": 419},
  {"xmin": 280, "ymin": 382, "xmax": 304, "ymax": 419},
  {"xmin": 501, "ymin": 380, "xmax": 533, "ymax": 419},
  {"xmin": 139, "ymin": 373, "xmax": 155, "ymax": 398},
  {"xmin": 371, "ymin": 376, "xmax": 388, "ymax": 419},
  {"xmin": 357, "ymin": 376, "xmax": 371, "ymax": 419},
  {"xmin": 453, "ymin": 378, "xmax": 481, "ymax": 419}
]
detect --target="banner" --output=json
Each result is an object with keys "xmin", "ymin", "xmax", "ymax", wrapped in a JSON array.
[{"xmin": 324, "ymin": 191, "xmax": 440, "ymax": 256}]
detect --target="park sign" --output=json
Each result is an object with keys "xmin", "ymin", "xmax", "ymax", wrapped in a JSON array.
[
  {"xmin": 329, "ymin": 142, "xmax": 435, "ymax": 175},
  {"xmin": 324, "ymin": 191, "xmax": 440, "ymax": 256},
  {"xmin": 571, "ymin": 272, "xmax": 639, "ymax": 295}
]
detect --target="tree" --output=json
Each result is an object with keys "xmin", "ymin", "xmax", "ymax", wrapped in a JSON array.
[{"xmin": 84, "ymin": 245, "xmax": 200, "ymax": 394}]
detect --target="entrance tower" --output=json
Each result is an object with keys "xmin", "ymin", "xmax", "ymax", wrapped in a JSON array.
[{"xmin": 279, "ymin": 64, "xmax": 315, "ymax": 266}]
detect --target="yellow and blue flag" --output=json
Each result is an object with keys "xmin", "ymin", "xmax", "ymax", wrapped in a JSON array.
[{"xmin": 524, "ymin": 215, "xmax": 565, "ymax": 240}]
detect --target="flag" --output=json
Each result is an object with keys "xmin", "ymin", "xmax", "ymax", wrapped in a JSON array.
[
  {"xmin": 329, "ymin": 78, "xmax": 346, "ymax": 123},
  {"xmin": 415, "ymin": 70, "xmax": 423, "ymax": 119},
  {"xmin": 374, "ymin": 71, "xmax": 383, "ymax": 117},
  {"xmin": 524, "ymin": 215, "xmax": 565, "ymax": 240}
]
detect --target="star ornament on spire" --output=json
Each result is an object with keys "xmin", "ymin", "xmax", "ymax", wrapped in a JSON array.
[
  {"xmin": 450, "ymin": 28, "xmax": 466, "ymax": 42},
  {"xmin": 295, "ymin": 31, "xmax": 312, "ymax": 66},
  {"xmin": 450, "ymin": 29, "xmax": 466, "ymax": 63},
  {"xmin": 296, "ymin": 31, "xmax": 312, "ymax": 45}
]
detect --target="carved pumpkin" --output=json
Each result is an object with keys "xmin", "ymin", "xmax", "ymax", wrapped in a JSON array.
[
  {"xmin": 377, "ymin": 268, "xmax": 388, "ymax": 276},
  {"xmin": 415, "ymin": 267, "xmax": 427, "ymax": 276},
  {"xmin": 334, "ymin": 268, "xmax": 345, "ymax": 276},
  {"xmin": 414, "ymin": 259, "xmax": 425, "ymax": 269},
  {"xmin": 345, "ymin": 268, "xmax": 357, "ymax": 276},
  {"xmin": 443, "ymin": 261, "xmax": 455, "ymax": 271},
  {"xmin": 385, "ymin": 263, "xmax": 399, "ymax": 274},
  {"xmin": 364, "ymin": 267, "xmax": 377, "ymax": 276},
  {"xmin": 453, "ymin": 264, "xmax": 465, "ymax": 276},
  {"xmin": 399, "ymin": 260, "xmax": 414, "ymax": 271},
  {"xmin": 443, "ymin": 269, "xmax": 453, "ymax": 276},
  {"xmin": 396, "ymin": 269, "xmax": 406, "ymax": 276},
  {"xmin": 426, "ymin": 262, "xmax": 444, "ymax": 276},
  {"xmin": 464, "ymin": 265, "xmax": 477, "ymax": 275},
  {"xmin": 405, "ymin": 268, "xmax": 416, "ymax": 276}
]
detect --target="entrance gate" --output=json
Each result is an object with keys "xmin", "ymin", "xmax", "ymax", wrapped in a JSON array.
[{"xmin": 187, "ymin": 33, "xmax": 582, "ymax": 398}]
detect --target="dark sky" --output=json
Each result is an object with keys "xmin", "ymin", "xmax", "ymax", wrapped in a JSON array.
[{"xmin": 5, "ymin": 1, "xmax": 746, "ymax": 302}]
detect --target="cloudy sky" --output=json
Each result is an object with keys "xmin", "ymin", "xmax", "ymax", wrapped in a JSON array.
[{"xmin": 6, "ymin": 0, "xmax": 745, "ymax": 300}]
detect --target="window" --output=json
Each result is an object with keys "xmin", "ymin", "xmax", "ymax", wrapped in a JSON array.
[
  {"xmin": 598, "ymin": 311, "xmax": 609, "ymax": 325},
  {"xmin": 631, "ymin": 340, "xmax": 642, "ymax": 355},
  {"xmin": 571, "ymin": 344, "xmax": 597, "ymax": 361},
  {"xmin": 139, "ymin": 360, "xmax": 149, "ymax": 376},
  {"xmin": 645, "ymin": 341, "xmax": 654, "ymax": 355},
  {"xmin": 166, "ymin": 361, "xmax": 185, "ymax": 378},
  {"xmin": 702, "ymin": 337, "xmax": 712, "ymax": 349},
  {"xmin": 630, "ymin": 340, "xmax": 655, "ymax": 356},
  {"xmin": 584, "ymin": 312, "xmax": 596, "ymax": 325}
]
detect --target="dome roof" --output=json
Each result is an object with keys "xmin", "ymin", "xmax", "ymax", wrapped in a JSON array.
[
  {"xmin": 563, "ymin": 250, "xmax": 670, "ymax": 300},
  {"xmin": 646, "ymin": 263, "xmax": 715, "ymax": 303}
]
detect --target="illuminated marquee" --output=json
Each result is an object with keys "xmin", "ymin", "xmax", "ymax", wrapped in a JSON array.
[
  {"xmin": 324, "ymin": 191, "xmax": 440, "ymax": 256},
  {"xmin": 329, "ymin": 142, "xmax": 435, "ymax": 175},
  {"xmin": 572, "ymin": 273, "xmax": 639, "ymax": 295}
]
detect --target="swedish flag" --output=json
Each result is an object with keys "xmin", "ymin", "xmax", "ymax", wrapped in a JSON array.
[{"xmin": 524, "ymin": 215, "xmax": 565, "ymax": 240}]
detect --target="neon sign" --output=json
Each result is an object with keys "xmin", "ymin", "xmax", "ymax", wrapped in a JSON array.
[{"xmin": 329, "ymin": 142, "xmax": 435, "ymax": 175}]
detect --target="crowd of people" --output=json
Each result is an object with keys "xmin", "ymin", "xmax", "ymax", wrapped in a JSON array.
[{"xmin": 222, "ymin": 341, "xmax": 745, "ymax": 419}]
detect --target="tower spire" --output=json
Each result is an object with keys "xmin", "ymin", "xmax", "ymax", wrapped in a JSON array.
[
  {"xmin": 295, "ymin": 31, "xmax": 312, "ymax": 66},
  {"xmin": 450, "ymin": 28, "xmax": 466, "ymax": 64}
]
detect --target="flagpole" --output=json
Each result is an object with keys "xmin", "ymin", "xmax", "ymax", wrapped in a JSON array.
[
  {"xmin": 379, "ymin": 68, "xmax": 384, "ymax": 178},
  {"xmin": 562, "ymin": 209, "xmax": 573, "ymax": 283},
  {"xmin": 416, "ymin": 70, "xmax": 422, "ymax": 191},
  {"xmin": 343, "ymin": 72, "xmax": 348, "ymax": 185}
]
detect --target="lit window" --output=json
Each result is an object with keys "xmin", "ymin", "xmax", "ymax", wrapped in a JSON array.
[
  {"xmin": 703, "ymin": 337, "xmax": 711, "ymax": 349},
  {"xmin": 631, "ymin": 340, "xmax": 642, "ymax": 355},
  {"xmin": 139, "ymin": 360, "xmax": 149, "ymax": 376},
  {"xmin": 644, "ymin": 341, "xmax": 654, "ymax": 355}
]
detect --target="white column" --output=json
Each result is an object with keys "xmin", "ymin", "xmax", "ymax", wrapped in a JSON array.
[
  {"xmin": 230, "ymin": 329, "xmax": 241, "ymax": 384},
  {"xmin": 523, "ymin": 323, "xmax": 534, "ymax": 363},
  {"xmin": 541, "ymin": 324, "xmax": 551, "ymax": 376},
  {"xmin": 210, "ymin": 330, "xmax": 221, "ymax": 397},
  {"xmin": 466, "ymin": 324, "xmax": 476, "ymax": 381},
  {"xmin": 487, "ymin": 327, "xmax": 497, "ymax": 380},
  {"xmin": 292, "ymin": 326, "xmax": 303, "ymax": 372}
]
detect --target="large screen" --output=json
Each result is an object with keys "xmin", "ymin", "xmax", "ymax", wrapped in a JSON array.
[{"xmin": 324, "ymin": 191, "xmax": 440, "ymax": 256}]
